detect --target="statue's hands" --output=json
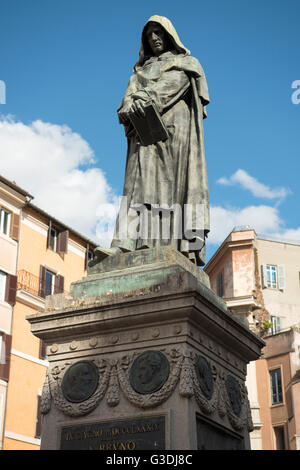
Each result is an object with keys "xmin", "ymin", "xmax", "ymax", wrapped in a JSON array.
[
  {"xmin": 118, "ymin": 100, "xmax": 133, "ymax": 124},
  {"xmin": 129, "ymin": 99, "xmax": 146, "ymax": 118}
]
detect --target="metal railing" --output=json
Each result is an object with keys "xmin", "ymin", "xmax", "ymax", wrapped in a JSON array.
[{"xmin": 17, "ymin": 270, "xmax": 69, "ymax": 298}]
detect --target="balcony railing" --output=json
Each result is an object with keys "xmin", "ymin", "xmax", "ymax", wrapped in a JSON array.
[{"xmin": 17, "ymin": 270, "xmax": 68, "ymax": 298}]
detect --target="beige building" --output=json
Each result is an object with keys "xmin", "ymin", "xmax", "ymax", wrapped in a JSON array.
[
  {"xmin": 204, "ymin": 227, "xmax": 300, "ymax": 450},
  {"xmin": 0, "ymin": 175, "xmax": 96, "ymax": 450}
]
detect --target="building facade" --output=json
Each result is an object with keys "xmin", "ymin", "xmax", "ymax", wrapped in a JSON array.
[
  {"xmin": 0, "ymin": 176, "xmax": 33, "ymax": 450},
  {"xmin": 204, "ymin": 227, "xmax": 300, "ymax": 450},
  {"xmin": 0, "ymin": 176, "xmax": 96, "ymax": 450}
]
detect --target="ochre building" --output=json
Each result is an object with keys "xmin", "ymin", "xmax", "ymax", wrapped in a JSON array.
[{"xmin": 0, "ymin": 175, "xmax": 96, "ymax": 450}]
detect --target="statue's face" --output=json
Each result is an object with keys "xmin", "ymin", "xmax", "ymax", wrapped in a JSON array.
[{"xmin": 145, "ymin": 23, "xmax": 166, "ymax": 56}]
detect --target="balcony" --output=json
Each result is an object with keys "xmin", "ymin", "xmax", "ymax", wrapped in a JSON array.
[{"xmin": 17, "ymin": 270, "xmax": 68, "ymax": 300}]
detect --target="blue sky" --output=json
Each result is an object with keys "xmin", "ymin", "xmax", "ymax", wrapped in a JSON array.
[{"xmin": 0, "ymin": 0, "xmax": 299, "ymax": 261}]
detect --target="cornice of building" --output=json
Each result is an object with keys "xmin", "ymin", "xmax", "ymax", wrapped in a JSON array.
[{"xmin": 0, "ymin": 175, "xmax": 33, "ymax": 208}]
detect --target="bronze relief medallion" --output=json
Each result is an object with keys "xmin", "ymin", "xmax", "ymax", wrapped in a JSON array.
[
  {"xmin": 226, "ymin": 375, "xmax": 242, "ymax": 416},
  {"xmin": 61, "ymin": 360, "xmax": 99, "ymax": 403},
  {"xmin": 129, "ymin": 350, "xmax": 170, "ymax": 394},
  {"xmin": 195, "ymin": 355, "xmax": 214, "ymax": 400}
]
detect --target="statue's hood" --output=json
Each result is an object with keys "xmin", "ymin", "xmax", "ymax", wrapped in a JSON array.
[{"xmin": 135, "ymin": 15, "xmax": 190, "ymax": 70}]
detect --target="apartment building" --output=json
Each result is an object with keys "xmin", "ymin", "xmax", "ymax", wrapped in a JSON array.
[
  {"xmin": 0, "ymin": 176, "xmax": 96, "ymax": 450},
  {"xmin": 204, "ymin": 227, "xmax": 300, "ymax": 450},
  {"xmin": 0, "ymin": 176, "xmax": 33, "ymax": 449}
]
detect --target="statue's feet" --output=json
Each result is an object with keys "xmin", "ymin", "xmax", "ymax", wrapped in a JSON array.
[{"xmin": 94, "ymin": 246, "xmax": 122, "ymax": 262}]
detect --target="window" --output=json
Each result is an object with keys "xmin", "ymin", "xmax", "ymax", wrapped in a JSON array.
[
  {"xmin": 0, "ymin": 208, "xmax": 11, "ymax": 235},
  {"xmin": 217, "ymin": 272, "xmax": 223, "ymax": 297},
  {"xmin": 39, "ymin": 266, "xmax": 64, "ymax": 298},
  {"xmin": 49, "ymin": 227, "xmax": 58, "ymax": 251},
  {"xmin": 266, "ymin": 265, "xmax": 277, "ymax": 288},
  {"xmin": 0, "ymin": 271, "xmax": 17, "ymax": 305},
  {"xmin": 0, "ymin": 271, "xmax": 6, "ymax": 302},
  {"xmin": 269, "ymin": 316, "xmax": 282, "ymax": 335},
  {"xmin": 262, "ymin": 264, "xmax": 286, "ymax": 290},
  {"xmin": 270, "ymin": 368, "xmax": 283, "ymax": 405},
  {"xmin": 0, "ymin": 333, "xmax": 12, "ymax": 382},
  {"xmin": 47, "ymin": 221, "xmax": 68, "ymax": 254},
  {"xmin": 45, "ymin": 270, "xmax": 55, "ymax": 297},
  {"xmin": 85, "ymin": 246, "xmax": 95, "ymax": 270}
]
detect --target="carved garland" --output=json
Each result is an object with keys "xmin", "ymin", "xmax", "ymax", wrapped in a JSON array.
[
  {"xmin": 41, "ymin": 349, "xmax": 253, "ymax": 434},
  {"xmin": 44, "ymin": 359, "xmax": 110, "ymax": 417},
  {"xmin": 117, "ymin": 349, "xmax": 184, "ymax": 409}
]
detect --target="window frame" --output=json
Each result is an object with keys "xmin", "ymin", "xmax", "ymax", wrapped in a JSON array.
[
  {"xmin": 0, "ymin": 271, "xmax": 6, "ymax": 302},
  {"xmin": 49, "ymin": 227, "xmax": 58, "ymax": 252},
  {"xmin": 0, "ymin": 207, "xmax": 11, "ymax": 236},
  {"xmin": 269, "ymin": 315, "xmax": 282, "ymax": 335},
  {"xmin": 44, "ymin": 269, "xmax": 56, "ymax": 297},
  {"xmin": 269, "ymin": 366, "xmax": 284, "ymax": 406},
  {"xmin": 266, "ymin": 264, "xmax": 277, "ymax": 289}
]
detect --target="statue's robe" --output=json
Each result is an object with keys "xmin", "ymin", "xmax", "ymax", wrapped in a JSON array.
[{"xmin": 111, "ymin": 17, "xmax": 210, "ymax": 265}]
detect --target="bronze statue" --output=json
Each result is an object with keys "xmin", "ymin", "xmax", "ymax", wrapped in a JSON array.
[{"xmin": 96, "ymin": 15, "xmax": 210, "ymax": 266}]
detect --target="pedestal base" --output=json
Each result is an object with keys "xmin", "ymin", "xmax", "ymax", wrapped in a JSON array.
[{"xmin": 27, "ymin": 247, "xmax": 264, "ymax": 450}]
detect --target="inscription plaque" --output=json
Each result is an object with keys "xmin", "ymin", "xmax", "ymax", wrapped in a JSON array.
[
  {"xmin": 61, "ymin": 360, "xmax": 99, "ymax": 403},
  {"xmin": 129, "ymin": 350, "xmax": 170, "ymax": 394},
  {"xmin": 60, "ymin": 416, "xmax": 165, "ymax": 450}
]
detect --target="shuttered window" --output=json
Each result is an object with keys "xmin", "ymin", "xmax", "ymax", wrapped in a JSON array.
[
  {"xmin": 0, "ymin": 208, "xmax": 11, "ymax": 236},
  {"xmin": 39, "ymin": 266, "xmax": 64, "ymax": 298},
  {"xmin": 47, "ymin": 220, "xmax": 68, "ymax": 254},
  {"xmin": 0, "ymin": 333, "xmax": 12, "ymax": 382},
  {"xmin": 85, "ymin": 244, "xmax": 94, "ymax": 271},
  {"xmin": 262, "ymin": 264, "xmax": 286, "ymax": 290},
  {"xmin": 0, "ymin": 272, "xmax": 6, "ymax": 302}
]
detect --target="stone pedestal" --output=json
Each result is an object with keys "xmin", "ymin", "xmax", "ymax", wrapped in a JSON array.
[{"xmin": 27, "ymin": 247, "xmax": 264, "ymax": 450}]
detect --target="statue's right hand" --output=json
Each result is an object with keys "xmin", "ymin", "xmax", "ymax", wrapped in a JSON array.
[{"xmin": 129, "ymin": 99, "xmax": 146, "ymax": 118}]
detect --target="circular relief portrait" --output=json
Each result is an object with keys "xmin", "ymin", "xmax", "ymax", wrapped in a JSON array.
[
  {"xmin": 226, "ymin": 375, "xmax": 242, "ymax": 416},
  {"xmin": 195, "ymin": 355, "xmax": 214, "ymax": 400},
  {"xmin": 129, "ymin": 350, "xmax": 170, "ymax": 395},
  {"xmin": 61, "ymin": 360, "xmax": 99, "ymax": 403}
]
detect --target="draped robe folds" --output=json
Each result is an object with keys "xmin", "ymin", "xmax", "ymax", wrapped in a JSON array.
[{"xmin": 111, "ymin": 28, "xmax": 210, "ymax": 265}]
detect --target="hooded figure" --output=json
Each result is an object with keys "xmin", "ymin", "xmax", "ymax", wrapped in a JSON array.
[{"xmin": 98, "ymin": 15, "xmax": 210, "ymax": 266}]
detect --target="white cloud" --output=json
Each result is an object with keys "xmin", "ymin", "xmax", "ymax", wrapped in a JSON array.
[
  {"xmin": 217, "ymin": 169, "xmax": 290, "ymax": 200},
  {"xmin": 0, "ymin": 115, "xmax": 119, "ymax": 246},
  {"xmin": 208, "ymin": 204, "xmax": 300, "ymax": 246},
  {"xmin": 208, "ymin": 205, "xmax": 283, "ymax": 245}
]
